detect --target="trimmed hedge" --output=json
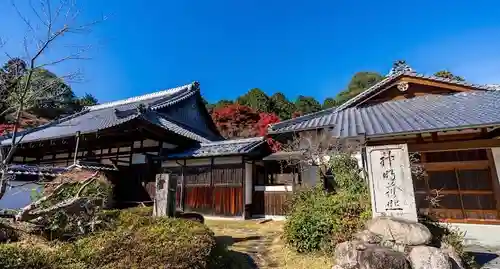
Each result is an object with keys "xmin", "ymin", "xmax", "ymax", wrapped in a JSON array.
[
  {"xmin": 69, "ymin": 217, "xmax": 216, "ymax": 269},
  {"xmin": 0, "ymin": 207, "xmax": 217, "ymax": 269}
]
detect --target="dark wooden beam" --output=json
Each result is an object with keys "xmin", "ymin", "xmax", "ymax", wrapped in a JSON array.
[
  {"xmin": 431, "ymin": 132, "xmax": 439, "ymax": 142},
  {"xmin": 416, "ymin": 134, "xmax": 424, "ymax": 144},
  {"xmin": 409, "ymin": 139, "xmax": 500, "ymax": 152}
]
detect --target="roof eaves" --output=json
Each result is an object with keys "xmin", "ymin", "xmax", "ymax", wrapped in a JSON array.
[
  {"xmin": 268, "ymin": 108, "xmax": 337, "ymax": 131},
  {"xmin": 86, "ymin": 82, "xmax": 197, "ymax": 111},
  {"xmin": 238, "ymin": 138, "xmax": 267, "ymax": 153},
  {"xmin": 1, "ymin": 112, "xmax": 141, "ymax": 146},
  {"xmin": 140, "ymin": 112, "xmax": 212, "ymax": 143},
  {"xmin": 366, "ymin": 123, "xmax": 500, "ymax": 140},
  {"xmin": 150, "ymin": 82, "xmax": 199, "ymax": 110},
  {"xmin": 268, "ymin": 121, "xmax": 337, "ymax": 134},
  {"xmin": 200, "ymin": 136, "xmax": 264, "ymax": 147},
  {"xmin": 407, "ymin": 73, "xmax": 491, "ymax": 90},
  {"xmin": 337, "ymin": 72, "xmax": 492, "ymax": 111}
]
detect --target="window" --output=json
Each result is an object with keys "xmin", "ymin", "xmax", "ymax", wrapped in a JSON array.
[
  {"xmin": 413, "ymin": 149, "xmax": 500, "ymax": 223},
  {"xmin": 257, "ymin": 162, "xmax": 299, "ymax": 186}
]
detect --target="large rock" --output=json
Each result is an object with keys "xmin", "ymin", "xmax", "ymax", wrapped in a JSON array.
[
  {"xmin": 409, "ymin": 246, "xmax": 451, "ymax": 269},
  {"xmin": 334, "ymin": 240, "xmax": 363, "ymax": 268},
  {"xmin": 441, "ymin": 243, "xmax": 465, "ymax": 269},
  {"xmin": 354, "ymin": 230, "xmax": 382, "ymax": 244},
  {"xmin": 367, "ymin": 217, "xmax": 431, "ymax": 246},
  {"xmin": 334, "ymin": 241, "xmax": 410, "ymax": 269}
]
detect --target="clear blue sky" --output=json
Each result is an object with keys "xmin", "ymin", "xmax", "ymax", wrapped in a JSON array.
[{"xmin": 1, "ymin": 0, "xmax": 500, "ymax": 104}]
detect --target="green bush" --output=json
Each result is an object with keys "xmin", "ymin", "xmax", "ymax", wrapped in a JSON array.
[
  {"xmin": 283, "ymin": 153, "xmax": 371, "ymax": 253},
  {"xmin": 36, "ymin": 172, "xmax": 114, "ymax": 241},
  {"xmin": 69, "ymin": 217, "xmax": 216, "ymax": 269},
  {"xmin": 0, "ymin": 207, "xmax": 217, "ymax": 269},
  {"xmin": 0, "ymin": 244, "xmax": 57, "ymax": 269}
]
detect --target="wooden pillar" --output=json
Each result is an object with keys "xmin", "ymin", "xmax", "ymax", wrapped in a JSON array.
[
  {"xmin": 244, "ymin": 160, "xmax": 253, "ymax": 219},
  {"xmin": 180, "ymin": 160, "xmax": 186, "ymax": 212},
  {"xmin": 489, "ymin": 148, "xmax": 500, "ymax": 214}
]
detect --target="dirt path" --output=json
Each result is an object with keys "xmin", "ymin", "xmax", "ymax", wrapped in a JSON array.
[{"xmin": 205, "ymin": 219, "xmax": 334, "ymax": 269}]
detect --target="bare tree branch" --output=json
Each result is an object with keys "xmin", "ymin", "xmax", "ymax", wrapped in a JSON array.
[
  {"xmin": 279, "ymin": 129, "xmax": 364, "ymax": 182},
  {"xmin": 0, "ymin": 0, "xmax": 104, "ymax": 200}
]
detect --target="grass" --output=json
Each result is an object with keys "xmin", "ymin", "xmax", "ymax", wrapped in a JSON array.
[{"xmin": 205, "ymin": 219, "xmax": 334, "ymax": 269}]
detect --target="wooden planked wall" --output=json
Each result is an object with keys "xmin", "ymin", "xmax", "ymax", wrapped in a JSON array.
[{"xmin": 252, "ymin": 190, "xmax": 291, "ymax": 216}]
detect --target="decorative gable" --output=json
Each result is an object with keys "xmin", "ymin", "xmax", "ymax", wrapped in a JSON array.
[{"xmin": 337, "ymin": 64, "xmax": 492, "ymax": 110}]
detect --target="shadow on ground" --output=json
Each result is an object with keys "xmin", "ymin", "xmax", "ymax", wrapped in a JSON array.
[
  {"xmin": 212, "ymin": 235, "xmax": 262, "ymax": 269},
  {"xmin": 468, "ymin": 251, "xmax": 500, "ymax": 267}
]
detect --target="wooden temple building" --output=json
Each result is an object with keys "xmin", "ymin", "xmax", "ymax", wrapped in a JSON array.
[
  {"xmin": 267, "ymin": 64, "xmax": 500, "ymax": 245},
  {"xmin": 3, "ymin": 63, "xmax": 500, "ymax": 245}
]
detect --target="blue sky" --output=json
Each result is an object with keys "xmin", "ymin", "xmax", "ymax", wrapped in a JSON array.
[{"xmin": 1, "ymin": 0, "xmax": 500, "ymax": 104}]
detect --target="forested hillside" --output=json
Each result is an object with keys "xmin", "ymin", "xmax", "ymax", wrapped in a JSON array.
[
  {"xmin": 0, "ymin": 58, "xmax": 98, "ymax": 134},
  {"xmin": 205, "ymin": 61, "xmax": 466, "ymax": 139}
]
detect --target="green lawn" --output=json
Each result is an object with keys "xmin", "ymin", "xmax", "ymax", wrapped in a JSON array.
[{"xmin": 205, "ymin": 219, "xmax": 334, "ymax": 269}]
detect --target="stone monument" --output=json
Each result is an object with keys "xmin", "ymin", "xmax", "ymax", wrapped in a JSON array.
[
  {"xmin": 153, "ymin": 173, "xmax": 177, "ymax": 217},
  {"xmin": 366, "ymin": 144, "xmax": 417, "ymax": 222}
]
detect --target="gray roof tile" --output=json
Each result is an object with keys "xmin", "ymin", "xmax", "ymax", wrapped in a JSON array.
[
  {"xmin": 168, "ymin": 137, "xmax": 266, "ymax": 158},
  {"xmin": 1, "ymin": 82, "xmax": 218, "ymax": 145},
  {"xmin": 141, "ymin": 112, "xmax": 213, "ymax": 143},
  {"xmin": 269, "ymin": 90, "xmax": 500, "ymax": 138}
]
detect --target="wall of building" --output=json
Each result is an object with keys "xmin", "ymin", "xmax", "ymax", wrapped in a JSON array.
[{"xmin": 162, "ymin": 156, "xmax": 246, "ymax": 217}]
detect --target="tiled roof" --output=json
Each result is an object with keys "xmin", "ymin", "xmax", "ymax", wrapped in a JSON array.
[
  {"xmin": 1, "ymin": 82, "xmax": 218, "ymax": 145},
  {"xmin": 168, "ymin": 137, "xmax": 266, "ymax": 158},
  {"xmin": 6, "ymin": 164, "xmax": 68, "ymax": 177},
  {"xmin": 142, "ymin": 112, "xmax": 213, "ymax": 143},
  {"xmin": 74, "ymin": 160, "xmax": 118, "ymax": 171},
  {"xmin": 269, "ymin": 90, "xmax": 500, "ymax": 138},
  {"xmin": 7, "ymin": 161, "xmax": 119, "ymax": 177},
  {"xmin": 336, "ymin": 71, "xmax": 493, "ymax": 111}
]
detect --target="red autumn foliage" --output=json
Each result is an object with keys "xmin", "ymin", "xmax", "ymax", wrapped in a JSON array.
[
  {"xmin": 256, "ymin": 112, "xmax": 281, "ymax": 152},
  {"xmin": 256, "ymin": 113, "xmax": 280, "ymax": 136},
  {"xmin": 0, "ymin": 124, "xmax": 15, "ymax": 135},
  {"xmin": 211, "ymin": 104, "xmax": 260, "ymax": 138},
  {"xmin": 211, "ymin": 104, "xmax": 281, "ymax": 152}
]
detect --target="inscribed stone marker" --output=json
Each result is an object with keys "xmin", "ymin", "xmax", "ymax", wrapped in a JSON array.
[{"xmin": 366, "ymin": 144, "xmax": 417, "ymax": 222}]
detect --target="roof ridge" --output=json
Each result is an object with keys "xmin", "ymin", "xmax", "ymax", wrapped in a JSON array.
[
  {"xmin": 200, "ymin": 136, "xmax": 264, "ymax": 146},
  {"xmin": 87, "ymin": 82, "xmax": 198, "ymax": 111},
  {"xmin": 335, "ymin": 71, "xmax": 405, "ymax": 111},
  {"xmin": 269, "ymin": 107, "xmax": 337, "ymax": 131}
]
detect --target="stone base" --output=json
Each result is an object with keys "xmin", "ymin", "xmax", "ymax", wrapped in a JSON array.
[{"xmin": 244, "ymin": 204, "xmax": 252, "ymax": 219}]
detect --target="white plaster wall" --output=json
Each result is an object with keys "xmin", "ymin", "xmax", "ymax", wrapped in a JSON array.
[
  {"xmin": 254, "ymin": 185, "xmax": 293, "ymax": 192},
  {"xmin": 245, "ymin": 163, "xmax": 252, "ymax": 205},
  {"xmin": 163, "ymin": 156, "xmax": 243, "ymax": 167},
  {"xmin": 448, "ymin": 223, "xmax": 500, "ymax": 247},
  {"xmin": 131, "ymin": 154, "xmax": 146, "ymax": 164},
  {"xmin": 185, "ymin": 158, "xmax": 211, "ymax": 166}
]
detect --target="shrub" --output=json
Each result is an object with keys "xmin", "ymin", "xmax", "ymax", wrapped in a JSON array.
[
  {"xmin": 32, "ymin": 171, "xmax": 114, "ymax": 241},
  {"xmin": 0, "ymin": 207, "xmax": 217, "ymax": 269},
  {"xmin": 283, "ymin": 153, "xmax": 371, "ymax": 254},
  {"xmin": 69, "ymin": 217, "xmax": 216, "ymax": 269},
  {"xmin": 421, "ymin": 216, "xmax": 478, "ymax": 269},
  {"xmin": 0, "ymin": 244, "xmax": 56, "ymax": 269}
]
